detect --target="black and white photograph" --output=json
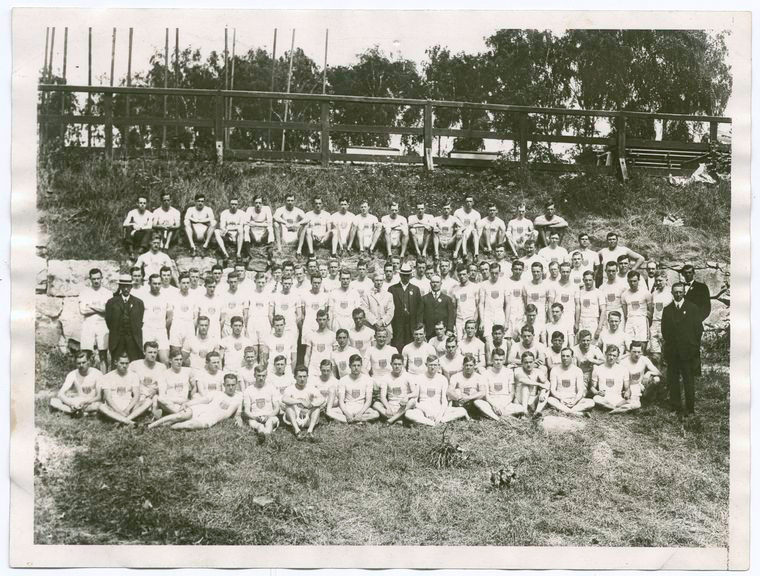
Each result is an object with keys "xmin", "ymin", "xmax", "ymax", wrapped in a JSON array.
[{"xmin": 9, "ymin": 7, "xmax": 751, "ymax": 570}]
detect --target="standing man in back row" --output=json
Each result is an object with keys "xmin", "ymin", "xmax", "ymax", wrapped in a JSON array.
[
  {"xmin": 105, "ymin": 274, "xmax": 145, "ymax": 365},
  {"xmin": 389, "ymin": 263, "xmax": 422, "ymax": 351},
  {"xmin": 680, "ymin": 263, "xmax": 711, "ymax": 376}
]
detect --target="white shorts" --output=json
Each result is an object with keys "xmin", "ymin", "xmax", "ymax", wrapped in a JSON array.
[
  {"xmin": 625, "ymin": 317, "xmax": 649, "ymax": 343},
  {"xmin": 190, "ymin": 222, "xmax": 210, "ymax": 240},
  {"xmin": 248, "ymin": 226, "xmax": 270, "ymax": 243},
  {"xmin": 190, "ymin": 405, "xmax": 224, "ymax": 427},
  {"xmin": 143, "ymin": 325, "xmax": 169, "ymax": 350},
  {"xmin": 169, "ymin": 320, "xmax": 195, "ymax": 349},
  {"xmin": 648, "ymin": 320, "xmax": 663, "ymax": 354},
  {"xmin": 80, "ymin": 320, "xmax": 108, "ymax": 351},
  {"xmin": 488, "ymin": 396, "xmax": 513, "ymax": 412},
  {"xmin": 416, "ymin": 399, "xmax": 441, "ymax": 419}
]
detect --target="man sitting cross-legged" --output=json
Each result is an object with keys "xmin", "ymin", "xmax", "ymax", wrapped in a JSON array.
[
  {"xmin": 372, "ymin": 353, "xmax": 418, "ymax": 424},
  {"xmin": 242, "ymin": 364, "xmax": 281, "ymax": 442},
  {"xmin": 149, "ymin": 372, "xmax": 243, "ymax": 430},
  {"xmin": 281, "ymin": 365, "xmax": 325, "ymax": 440},
  {"xmin": 97, "ymin": 353, "xmax": 148, "ymax": 425},
  {"xmin": 474, "ymin": 348, "xmax": 526, "ymax": 420},
  {"xmin": 590, "ymin": 345, "xmax": 632, "ymax": 413},
  {"xmin": 406, "ymin": 355, "xmax": 468, "ymax": 427},
  {"xmin": 614, "ymin": 341, "xmax": 662, "ymax": 412},
  {"xmin": 546, "ymin": 347, "xmax": 595, "ymax": 416},
  {"xmin": 446, "ymin": 354, "xmax": 484, "ymax": 418},
  {"xmin": 309, "ymin": 359, "xmax": 341, "ymax": 423},
  {"xmin": 513, "ymin": 351, "xmax": 550, "ymax": 416},
  {"xmin": 157, "ymin": 350, "xmax": 194, "ymax": 415},
  {"xmin": 49, "ymin": 351, "xmax": 103, "ymax": 416},
  {"xmin": 334, "ymin": 354, "xmax": 380, "ymax": 424}
]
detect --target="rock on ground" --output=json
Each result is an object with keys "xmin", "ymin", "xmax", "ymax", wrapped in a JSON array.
[
  {"xmin": 47, "ymin": 260, "xmax": 121, "ymax": 297},
  {"xmin": 59, "ymin": 296, "xmax": 83, "ymax": 345}
]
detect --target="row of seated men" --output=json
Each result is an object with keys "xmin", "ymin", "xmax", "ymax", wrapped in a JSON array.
[
  {"xmin": 123, "ymin": 192, "xmax": 571, "ymax": 260},
  {"xmin": 51, "ymin": 325, "xmax": 659, "ymax": 439}
]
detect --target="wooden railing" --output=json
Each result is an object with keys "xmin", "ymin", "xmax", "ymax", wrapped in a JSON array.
[{"xmin": 38, "ymin": 84, "xmax": 731, "ymax": 174}]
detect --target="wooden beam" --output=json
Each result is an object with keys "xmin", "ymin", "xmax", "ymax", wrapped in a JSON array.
[
  {"xmin": 322, "ymin": 28, "xmax": 328, "ymax": 94},
  {"xmin": 281, "ymin": 28, "xmax": 295, "ymax": 152},
  {"xmin": 268, "ymin": 28, "xmax": 277, "ymax": 148},
  {"xmin": 109, "ymin": 28, "xmax": 116, "ymax": 87},
  {"xmin": 43, "ymin": 27, "xmax": 50, "ymax": 81},
  {"xmin": 162, "ymin": 28, "xmax": 168, "ymax": 148},
  {"xmin": 87, "ymin": 27, "xmax": 92, "ymax": 147},
  {"xmin": 48, "ymin": 27, "xmax": 55, "ymax": 78},
  {"xmin": 320, "ymin": 101, "xmax": 330, "ymax": 167}
]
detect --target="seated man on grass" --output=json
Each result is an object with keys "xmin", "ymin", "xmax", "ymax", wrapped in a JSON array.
[
  {"xmin": 98, "ymin": 353, "xmax": 148, "ymax": 426},
  {"xmin": 334, "ymin": 354, "xmax": 380, "ymax": 424},
  {"xmin": 446, "ymin": 354, "xmax": 484, "ymax": 418},
  {"xmin": 617, "ymin": 341, "xmax": 661, "ymax": 411},
  {"xmin": 371, "ymin": 201, "xmax": 409, "ymax": 258},
  {"xmin": 149, "ymin": 372, "xmax": 243, "ymax": 430},
  {"xmin": 546, "ymin": 347, "xmax": 595, "ymax": 416},
  {"xmin": 242, "ymin": 364, "xmax": 281, "ymax": 442},
  {"xmin": 372, "ymin": 353, "xmax": 417, "ymax": 424},
  {"xmin": 49, "ymin": 351, "xmax": 103, "ymax": 417},
  {"xmin": 589, "ymin": 345, "xmax": 632, "ymax": 413},
  {"xmin": 513, "ymin": 351, "xmax": 550, "ymax": 417},
  {"xmin": 475, "ymin": 348, "xmax": 526, "ymax": 420},
  {"xmin": 281, "ymin": 365, "xmax": 325, "ymax": 440},
  {"xmin": 406, "ymin": 355, "xmax": 468, "ymax": 427},
  {"xmin": 157, "ymin": 350, "xmax": 194, "ymax": 415},
  {"xmin": 309, "ymin": 359, "xmax": 342, "ymax": 422}
]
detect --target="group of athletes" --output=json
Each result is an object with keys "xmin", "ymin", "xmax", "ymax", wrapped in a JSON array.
[{"xmin": 53, "ymin": 194, "xmax": 677, "ymax": 441}]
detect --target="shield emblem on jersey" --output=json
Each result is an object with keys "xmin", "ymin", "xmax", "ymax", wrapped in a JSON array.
[
  {"xmin": 379, "ymin": 359, "xmax": 387, "ymax": 368},
  {"xmin": 631, "ymin": 372, "xmax": 641, "ymax": 381},
  {"xmin": 339, "ymin": 361, "xmax": 347, "ymax": 371},
  {"xmin": 427, "ymin": 388, "xmax": 436, "ymax": 398},
  {"xmin": 341, "ymin": 221, "xmax": 348, "ymax": 228},
  {"xmin": 583, "ymin": 298, "xmax": 590, "ymax": 307},
  {"xmin": 182, "ymin": 305, "xmax": 189, "ymax": 312},
  {"xmin": 561, "ymin": 294, "xmax": 569, "ymax": 303},
  {"xmin": 143, "ymin": 376, "xmax": 153, "ymax": 385},
  {"xmin": 276, "ymin": 344, "xmax": 284, "ymax": 352},
  {"xmin": 656, "ymin": 302, "xmax": 663, "ymax": 311},
  {"xmin": 317, "ymin": 343, "xmax": 325, "ymax": 352},
  {"xmin": 605, "ymin": 378, "xmax": 615, "ymax": 388},
  {"xmin": 391, "ymin": 386, "xmax": 401, "ymax": 396},
  {"xmin": 356, "ymin": 341, "xmax": 364, "ymax": 349},
  {"xmin": 459, "ymin": 293, "xmax": 467, "ymax": 302},
  {"xmin": 256, "ymin": 398, "xmax": 265, "ymax": 409},
  {"xmin": 516, "ymin": 226, "xmax": 523, "ymax": 235},
  {"xmin": 463, "ymin": 387, "xmax": 471, "ymax": 396},
  {"xmin": 209, "ymin": 383, "xmax": 219, "ymax": 391},
  {"xmin": 209, "ymin": 307, "xmax": 217, "ymax": 314},
  {"xmin": 561, "ymin": 379, "xmax": 571, "ymax": 388},
  {"xmin": 220, "ymin": 401, "xmax": 229, "ymax": 410},
  {"xmin": 312, "ymin": 302, "xmax": 320, "ymax": 310},
  {"xmin": 574, "ymin": 277, "xmax": 581, "ymax": 284},
  {"xmin": 582, "ymin": 257, "xmax": 589, "ymax": 265},
  {"xmin": 351, "ymin": 389, "xmax": 361, "ymax": 399},
  {"xmin": 606, "ymin": 294, "xmax": 615, "ymax": 302},
  {"xmin": 234, "ymin": 342, "xmax": 242, "ymax": 351},
  {"xmin": 174, "ymin": 383, "xmax": 183, "ymax": 392},
  {"xmin": 282, "ymin": 304, "xmax": 289, "ymax": 311},
  {"xmin": 340, "ymin": 301, "xmax": 348, "ymax": 309},
  {"xmin": 414, "ymin": 357, "xmax": 423, "ymax": 366},
  {"xmin": 228, "ymin": 302, "xmax": 235, "ymax": 309},
  {"xmin": 82, "ymin": 386, "xmax": 92, "ymax": 394},
  {"xmin": 632, "ymin": 302, "xmax": 639, "ymax": 310},
  {"xmin": 117, "ymin": 386, "xmax": 126, "ymax": 395},
  {"xmin": 513, "ymin": 289, "xmax": 521, "ymax": 298},
  {"xmin": 256, "ymin": 302, "xmax": 264, "ymax": 308},
  {"xmin": 153, "ymin": 306, "xmax": 161, "ymax": 313},
  {"xmin": 491, "ymin": 290, "xmax": 500, "ymax": 299},
  {"xmin": 531, "ymin": 293, "xmax": 539, "ymax": 301},
  {"xmin": 494, "ymin": 383, "xmax": 502, "ymax": 392}
]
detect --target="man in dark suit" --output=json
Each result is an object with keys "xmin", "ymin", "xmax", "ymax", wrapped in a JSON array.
[
  {"xmin": 105, "ymin": 274, "xmax": 145, "ymax": 365},
  {"xmin": 421, "ymin": 274, "xmax": 456, "ymax": 339},
  {"xmin": 661, "ymin": 282, "xmax": 703, "ymax": 416},
  {"xmin": 681, "ymin": 263, "xmax": 711, "ymax": 376},
  {"xmin": 389, "ymin": 263, "xmax": 422, "ymax": 352}
]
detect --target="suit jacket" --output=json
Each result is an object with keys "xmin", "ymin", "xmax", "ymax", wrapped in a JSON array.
[
  {"xmin": 388, "ymin": 282, "xmax": 422, "ymax": 333},
  {"xmin": 684, "ymin": 280, "xmax": 711, "ymax": 321},
  {"xmin": 104, "ymin": 294, "xmax": 144, "ymax": 352},
  {"xmin": 661, "ymin": 300, "xmax": 703, "ymax": 361},
  {"xmin": 421, "ymin": 291, "xmax": 456, "ymax": 338}
]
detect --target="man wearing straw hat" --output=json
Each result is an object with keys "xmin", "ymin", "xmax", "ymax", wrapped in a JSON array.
[{"xmin": 105, "ymin": 273, "xmax": 145, "ymax": 365}]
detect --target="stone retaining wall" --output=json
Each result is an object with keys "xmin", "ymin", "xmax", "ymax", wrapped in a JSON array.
[{"xmin": 35, "ymin": 257, "xmax": 731, "ymax": 353}]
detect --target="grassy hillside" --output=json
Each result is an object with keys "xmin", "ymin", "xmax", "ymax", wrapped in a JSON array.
[{"xmin": 37, "ymin": 154, "xmax": 731, "ymax": 265}]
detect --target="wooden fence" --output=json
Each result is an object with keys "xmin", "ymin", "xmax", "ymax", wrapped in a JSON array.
[{"xmin": 38, "ymin": 84, "xmax": 731, "ymax": 175}]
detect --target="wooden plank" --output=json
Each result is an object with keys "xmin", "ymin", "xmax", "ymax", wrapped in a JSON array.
[
  {"xmin": 616, "ymin": 114, "xmax": 626, "ymax": 161},
  {"xmin": 519, "ymin": 113, "xmax": 528, "ymax": 168},
  {"xmin": 41, "ymin": 114, "xmax": 215, "ymax": 128},
  {"xmin": 225, "ymin": 149, "xmax": 321, "ymax": 161},
  {"xmin": 433, "ymin": 128, "xmax": 515, "ymax": 140},
  {"xmin": 331, "ymin": 153, "xmax": 421, "ymax": 164},
  {"xmin": 528, "ymin": 134, "xmax": 609, "ymax": 145},
  {"xmin": 104, "ymin": 93, "xmax": 113, "ymax": 158},
  {"xmin": 423, "ymin": 101, "xmax": 433, "ymax": 165},
  {"xmin": 332, "ymin": 124, "xmax": 423, "ymax": 136},
  {"xmin": 626, "ymin": 139, "xmax": 710, "ymax": 152},
  {"xmin": 226, "ymin": 119, "xmax": 320, "ymax": 131}
]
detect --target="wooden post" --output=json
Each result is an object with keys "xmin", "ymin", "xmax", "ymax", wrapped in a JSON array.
[
  {"xmin": 87, "ymin": 27, "xmax": 92, "ymax": 147},
  {"xmin": 616, "ymin": 113, "xmax": 627, "ymax": 180},
  {"xmin": 104, "ymin": 92, "xmax": 113, "ymax": 160},
  {"xmin": 43, "ymin": 27, "xmax": 49, "ymax": 80},
  {"xmin": 322, "ymin": 28, "xmax": 329, "ymax": 94},
  {"xmin": 214, "ymin": 91, "xmax": 224, "ymax": 163},
  {"xmin": 709, "ymin": 121, "xmax": 718, "ymax": 143},
  {"xmin": 228, "ymin": 28, "xmax": 236, "ymax": 147},
  {"xmin": 280, "ymin": 29, "xmax": 296, "ymax": 152},
  {"xmin": 519, "ymin": 113, "xmax": 529, "ymax": 173},
  {"xmin": 423, "ymin": 101, "xmax": 433, "ymax": 170},
  {"xmin": 125, "ymin": 27, "xmax": 133, "ymax": 154},
  {"xmin": 320, "ymin": 101, "xmax": 330, "ymax": 167},
  {"xmin": 223, "ymin": 27, "xmax": 229, "ymax": 149},
  {"xmin": 59, "ymin": 27, "xmax": 68, "ymax": 141},
  {"xmin": 174, "ymin": 28, "xmax": 179, "ymax": 141},
  {"xmin": 110, "ymin": 28, "xmax": 116, "ymax": 87},
  {"xmin": 268, "ymin": 28, "xmax": 277, "ymax": 148},
  {"xmin": 162, "ymin": 28, "xmax": 168, "ymax": 149},
  {"xmin": 49, "ymin": 27, "xmax": 55, "ymax": 78}
]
